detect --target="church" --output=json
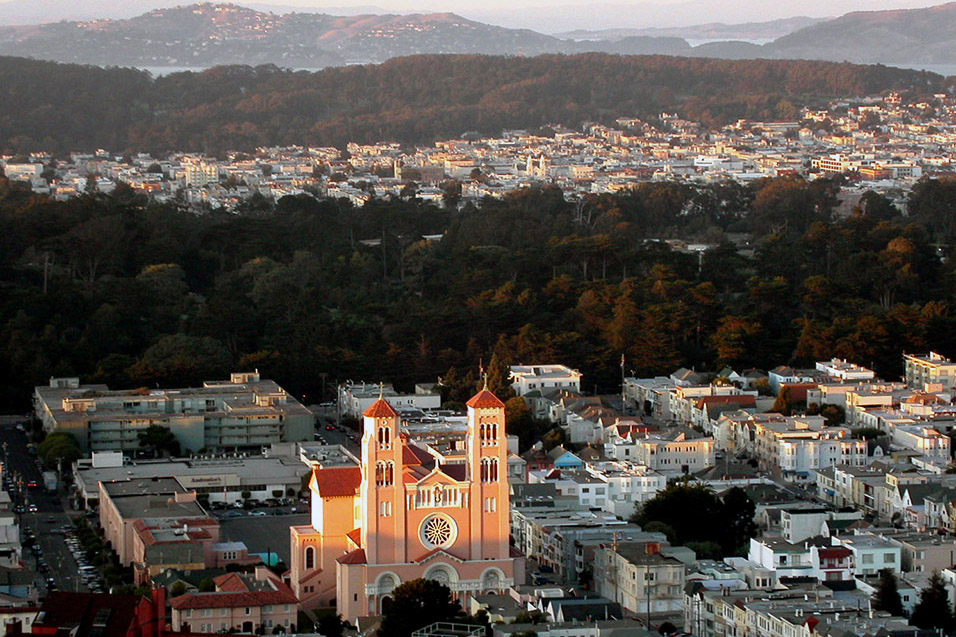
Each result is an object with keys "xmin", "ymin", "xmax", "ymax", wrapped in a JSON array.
[{"xmin": 289, "ymin": 386, "xmax": 525, "ymax": 623}]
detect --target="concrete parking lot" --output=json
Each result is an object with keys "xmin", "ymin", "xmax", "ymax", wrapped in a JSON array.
[{"xmin": 219, "ymin": 513, "xmax": 310, "ymax": 565}]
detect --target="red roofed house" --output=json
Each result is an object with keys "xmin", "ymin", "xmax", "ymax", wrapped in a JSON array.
[
  {"xmin": 289, "ymin": 387, "xmax": 524, "ymax": 623},
  {"xmin": 169, "ymin": 568, "xmax": 297, "ymax": 634}
]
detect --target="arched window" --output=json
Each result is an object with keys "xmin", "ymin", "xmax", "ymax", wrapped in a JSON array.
[
  {"xmin": 378, "ymin": 425, "xmax": 391, "ymax": 450},
  {"xmin": 480, "ymin": 458, "xmax": 498, "ymax": 483},
  {"xmin": 375, "ymin": 462, "xmax": 395, "ymax": 487},
  {"xmin": 482, "ymin": 570, "xmax": 501, "ymax": 592},
  {"xmin": 305, "ymin": 546, "xmax": 314, "ymax": 570}
]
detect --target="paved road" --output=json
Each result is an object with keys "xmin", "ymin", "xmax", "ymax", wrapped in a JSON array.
[
  {"xmin": 0, "ymin": 423, "xmax": 89, "ymax": 594},
  {"xmin": 310, "ymin": 406, "xmax": 361, "ymax": 455}
]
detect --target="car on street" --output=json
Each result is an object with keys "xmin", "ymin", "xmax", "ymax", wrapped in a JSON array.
[{"xmin": 27, "ymin": 504, "xmax": 37, "ymax": 512}]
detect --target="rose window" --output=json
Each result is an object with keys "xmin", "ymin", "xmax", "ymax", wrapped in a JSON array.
[{"xmin": 420, "ymin": 514, "xmax": 457, "ymax": 549}]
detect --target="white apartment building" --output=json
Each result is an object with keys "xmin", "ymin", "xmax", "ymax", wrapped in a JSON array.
[
  {"xmin": 815, "ymin": 358, "xmax": 876, "ymax": 382},
  {"xmin": 891, "ymin": 425, "xmax": 951, "ymax": 459},
  {"xmin": 904, "ymin": 351, "xmax": 956, "ymax": 390},
  {"xmin": 831, "ymin": 533, "xmax": 901, "ymax": 576},
  {"xmin": 510, "ymin": 365, "xmax": 582, "ymax": 397},
  {"xmin": 722, "ymin": 414, "xmax": 866, "ymax": 481},
  {"xmin": 336, "ymin": 381, "xmax": 441, "ymax": 418},
  {"xmin": 633, "ymin": 432, "xmax": 716, "ymax": 475}
]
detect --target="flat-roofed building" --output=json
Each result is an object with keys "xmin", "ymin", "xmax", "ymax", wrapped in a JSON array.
[
  {"xmin": 34, "ymin": 373, "xmax": 313, "ymax": 454},
  {"xmin": 904, "ymin": 352, "xmax": 956, "ymax": 390},
  {"xmin": 98, "ymin": 478, "xmax": 212, "ymax": 566},
  {"xmin": 74, "ymin": 453, "xmax": 312, "ymax": 509},
  {"xmin": 510, "ymin": 365, "xmax": 582, "ymax": 397},
  {"xmin": 336, "ymin": 381, "xmax": 441, "ymax": 418}
]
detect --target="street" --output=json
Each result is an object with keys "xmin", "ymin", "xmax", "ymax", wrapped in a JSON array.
[{"xmin": 0, "ymin": 423, "xmax": 89, "ymax": 594}]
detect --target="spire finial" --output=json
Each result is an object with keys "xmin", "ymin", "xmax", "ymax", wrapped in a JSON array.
[
  {"xmin": 483, "ymin": 373, "xmax": 489, "ymax": 391},
  {"xmin": 378, "ymin": 381, "xmax": 384, "ymax": 400}
]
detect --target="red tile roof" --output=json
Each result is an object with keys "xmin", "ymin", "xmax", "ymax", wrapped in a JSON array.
[
  {"xmin": 403, "ymin": 443, "xmax": 435, "ymax": 467},
  {"xmin": 346, "ymin": 528, "xmax": 362, "ymax": 548},
  {"xmin": 213, "ymin": 572, "xmax": 247, "ymax": 592},
  {"xmin": 337, "ymin": 548, "xmax": 367, "ymax": 564},
  {"xmin": 170, "ymin": 587, "xmax": 297, "ymax": 610},
  {"xmin": 364, "ymin": 398, "xmax": 398, "ymax": 418},
  {"xmin": 466, "ymin": 390, "xmax": 505, "ymax": 409},
  {"xmin": 312, "ymin": 466, "xmax": 361, "ymax": 499},
  {"xmin": 696, "ymin": 395, "xmax": 756, "ymax": 409}
]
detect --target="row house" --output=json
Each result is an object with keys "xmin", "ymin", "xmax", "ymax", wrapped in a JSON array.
[
  {"xmin": 692, "ymin": 394, "xmax": 757, "ymax": 433},
  {"xmin": 632, "ymin": 431, "xmax": 716, "ymax": 476},
  {"xmin": 891, "ymin": 424, "xmax": 951, "ymax": 458},
  {"xmin": 623, "ymin": 377, "xmax": 674, "ymax": 421},
  {"xmin": 721, "ymin": 414, "xmax": 865, "ymax": 481},
  {"xmin": 684, "ymin": 586, "xmax": 910, "ymax": 637}
]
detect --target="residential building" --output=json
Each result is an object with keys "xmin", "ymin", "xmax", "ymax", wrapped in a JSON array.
[
  {"xmin": 336, "ymin": 381, "xmax": 441, "ymax": 418},
  {"xmin": 594, "ymin": 541, "xmax": 686, "ymax": 615},
  {"xmin": 170, "ymin": 569, "xmax": 297, "ymax": 634},
  {"xmin": 632, "ymin": 431, "xmax": 715, "ymax": 475},
  {"xmin": 904, "ymin": 352, "xmax": 956, "ymax": 390},
  {"xmin": 510, "ymin": 365, "xmax": 582, "ymax": 397}
]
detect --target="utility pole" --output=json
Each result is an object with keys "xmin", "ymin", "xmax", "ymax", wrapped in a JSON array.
[{"xmin": 620, "ymin": 354, "xmax": 626, "ymax": 415}]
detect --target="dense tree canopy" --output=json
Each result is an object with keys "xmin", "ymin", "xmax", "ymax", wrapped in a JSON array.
[
  {"xmin": 3, "ymin": 174, "xmax": 956, "ymax": 414},
  {"xmin": 631, "ymin": 484, "xmax": 757, "ymax": 556},
  {"xmin": 0, "ymin": 54, "xmax": 945, "ymax": 154}
]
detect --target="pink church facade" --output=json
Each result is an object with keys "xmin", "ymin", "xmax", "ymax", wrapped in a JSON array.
[{"xmin": 290, "ymin": 388, "xmax": 524, "ymax": 623}]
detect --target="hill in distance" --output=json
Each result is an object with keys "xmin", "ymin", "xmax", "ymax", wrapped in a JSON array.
[
  {"xmin": 0, "ymin": 3, "xmax": 577, "ymax": 67},
  {"xmin": 765, "ymin": 2, "xmax": 956, "ymax": 64},
  {"xmin": 3, "ymin": 1, "xmax": 956, "ymax": 69}
]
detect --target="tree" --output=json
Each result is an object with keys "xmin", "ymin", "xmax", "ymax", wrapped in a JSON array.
[
  {"xmin": 910, "ymin": 571, "xmax": 954, "ymax": 630},
  {"xmin": 872, "ymin": 569, "xmax": 904, "ymax": 617},
  {"xmin": 137, "ymin": 424, "xmax": 181, "ymax": 458},
  {"xmin": 37, "ymin": 432, "xmax": 81, "ymax": 468},
  {"xmin": 317, "ymin": 613, "xmax": 346, "ymax": 637},
  {"xmin": 170, "ymin": 581, "xmax": 186, "ymax": 597},
  {"xmin": 199, "ymin": 578, "xmax": 215, "ymax": 592},
  {"xmin": 720, "ymin": 487, "xmax": 758, "ymax": 555},
  {"xmin": 378, "ymin": 578, "xmax": 462, "ymax": 637},
  {"xmin": 771, "ymin": 387, "xmax": 794, "ymax": 415}
]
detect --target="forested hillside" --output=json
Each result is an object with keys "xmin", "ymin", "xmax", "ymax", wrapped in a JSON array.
[
  {"xmin": 3, "ymin": 173, "xmax": 956, "ymax": 411},
  {"xmin": 0, "ymin": 54, "xmax": 944, "ymax": 153}
]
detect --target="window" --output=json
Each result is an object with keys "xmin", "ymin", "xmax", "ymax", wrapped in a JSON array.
[
  {"xmin": 480, "ymin": 457, "xmax": 499, "ymax": 483},
  {"xmin": 484, "ymin": 497, "xmax": 497, "ymax": 513},
  {"xmin": 380, "ymin": 501, "xmax": 392, "ymax": 517},
  {"xmin": 221, "ymin": 609, "xmax": 227, "ymax": 617},
  {"xmin": 884, "ymin": 553, "xmax": 895, "ymax": 563},
  {"xmin": 305, "ymin": 546, "xmax": 315, "ymax": 569},
  {"xmin": 862, "ymin": 554, "xmax": 874, "ymax": 564},
  {"xmin": 376, "ymin": 461, "xmax": 394, "ymax": 486},
  {"xmin": 378, "ymin": 424, "xmax": 391, "ymax": 450},
  {"xmin": 245, "ymin": 608, "xmax": 251, "ymax": 615}
]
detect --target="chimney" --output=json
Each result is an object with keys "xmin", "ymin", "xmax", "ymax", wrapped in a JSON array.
[{"xmin": 152, "ymin": 587, "xmax": 167, "ymax": 636}]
